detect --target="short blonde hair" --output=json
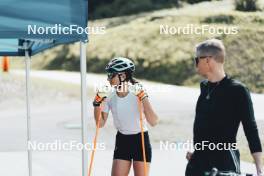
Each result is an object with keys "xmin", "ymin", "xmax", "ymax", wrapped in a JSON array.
[{"xmin": 196, "ymin": 39, "xmax": 225, "ymax": 63}]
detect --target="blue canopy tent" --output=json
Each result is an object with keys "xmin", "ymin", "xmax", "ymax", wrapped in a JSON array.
[{"xmin": 0, "ymin": 0, "xmax": 89, "ymax": 175}]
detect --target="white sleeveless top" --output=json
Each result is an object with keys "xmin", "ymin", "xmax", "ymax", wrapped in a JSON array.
[{"xmin": 102, "ymin": 91, "xmax": 148, "ymax": 135}]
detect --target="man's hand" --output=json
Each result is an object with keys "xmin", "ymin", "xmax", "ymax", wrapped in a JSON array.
[
  {"xmin": 129, "ymin": 83, "xmax": 148, "ymax": 101},
  {"xmin": 257, "ymin": 169, "xmax": 263, "ymax": 176},
  {"xmin": 186, "ymin": 151, "xmax": 193, "ymax": 161}
]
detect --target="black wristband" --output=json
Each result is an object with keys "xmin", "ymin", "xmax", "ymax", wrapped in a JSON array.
[
  {"xmin": 141, "ymin": 95, "xmax": 148, "ymax": 101},
  {"xmin": 93, "ymin": 101, "xmax": 101, "ymax": 107}
]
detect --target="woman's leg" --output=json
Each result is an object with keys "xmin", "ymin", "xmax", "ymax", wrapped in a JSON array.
[
  {"xmin": 133, "ymin": 132, "xmax": 152, "ymax": 176},
  {"xmin": 111, "ymin": 159, "xmax": 132, "ymax": 176},
  {"xmin": 133, "ymin": 161, "xmax": 150, "ymax": 176}
]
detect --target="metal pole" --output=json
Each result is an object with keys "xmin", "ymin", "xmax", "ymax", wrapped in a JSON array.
[
  {"xmin": 25, "ymin": 49, "xmax": 32, "ymax": 176},
  {"xmin": 80, "ymin": 41, "xmax": 88, "ymax": 176}
]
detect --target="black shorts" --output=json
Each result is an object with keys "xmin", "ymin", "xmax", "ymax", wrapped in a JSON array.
[{"xmin": 113, "ymin": 131, "xmax": 152, "ymax": 162}]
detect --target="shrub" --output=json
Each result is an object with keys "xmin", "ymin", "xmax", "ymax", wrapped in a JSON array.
[
  {"xmin": 89, "ymin": 0, "xmax": 180, "ymax": 19},
  {"xmin": 202, "ymin": 14, "xmax": 235, "ymax": 24},
  {"xmin": 113, "ymin": 0, "xmax": 153, "ymax": 16},
  {"xmin": 235, "ymin": 0, "xmax": 259, "ymax": 12},
  {"xmin": 183, "ymin": 0, "xmax": 212, "ymax": 4}
]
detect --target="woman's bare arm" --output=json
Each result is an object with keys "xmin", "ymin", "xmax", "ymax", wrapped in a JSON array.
[
  {"xmin": 142, "ymin": 98, "xmax": 159, "ymax": 126},
  {"xmin": 94, "ymin": 106, "xmax": 108, "ymax": 128}
]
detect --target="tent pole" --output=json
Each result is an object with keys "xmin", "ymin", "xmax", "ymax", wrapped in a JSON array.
[
  {"xmin": 80, "ymin": 41, "xmax": 88, "ymax": 176},
  {"xmin": 25, "ymin": 49, "xmax": 32, "ymax": 176}
]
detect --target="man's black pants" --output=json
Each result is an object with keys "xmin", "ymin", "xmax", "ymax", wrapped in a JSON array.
[{"xmin": 185, "ymin": 150, "xmax": 241, "ymax": 176}]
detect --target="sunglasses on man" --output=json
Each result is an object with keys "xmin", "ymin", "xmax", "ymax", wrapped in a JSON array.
[{"xmin": 194, "ymin": 56, "xmax": 213, "ymax": 66}]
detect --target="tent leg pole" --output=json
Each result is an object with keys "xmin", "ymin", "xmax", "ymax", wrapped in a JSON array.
[
  {"xmin": 25, "ymin": 50, "xmax": 32, "ymax": 176},
  {"xmin": 80, "ymin": 41, "xmax": 88, "ymax": 176}
]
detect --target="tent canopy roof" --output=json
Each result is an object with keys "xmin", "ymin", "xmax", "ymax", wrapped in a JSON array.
[{"xmin": 0, "ymin": 0, "xmax": 88, "ymax": 56}]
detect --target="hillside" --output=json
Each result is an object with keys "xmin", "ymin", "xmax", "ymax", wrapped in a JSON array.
[{"xmin": 11, "ymin": 0, "xmax": 264, "ymax": 93}]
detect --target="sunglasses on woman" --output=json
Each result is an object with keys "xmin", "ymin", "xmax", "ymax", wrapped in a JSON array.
[{"xmin": 107, "ymin": 73, "xmax": 117, "ymax": 80}]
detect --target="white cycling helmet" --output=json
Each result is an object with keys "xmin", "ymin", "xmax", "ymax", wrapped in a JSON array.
[{"xmin": 105, "ymin": 57, "xmax": 135, "ymax": 73}]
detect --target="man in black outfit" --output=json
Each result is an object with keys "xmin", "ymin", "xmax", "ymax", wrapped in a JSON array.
[{"xmin": 185, "ymin": 39, "xmax": 263, "ymax": 176}]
